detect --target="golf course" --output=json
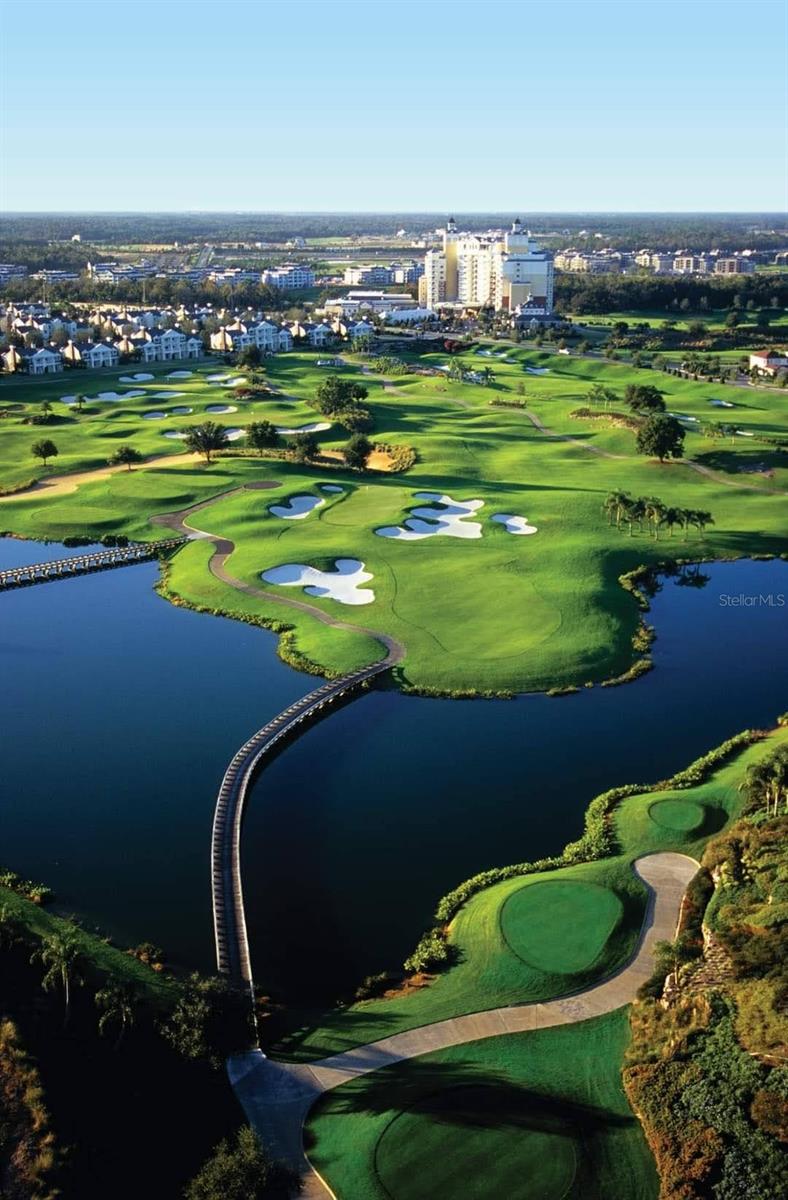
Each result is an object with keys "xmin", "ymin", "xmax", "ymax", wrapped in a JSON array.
[{"xmin": 1, "ymin": 341, "xmax": 786, "ymax": 693}]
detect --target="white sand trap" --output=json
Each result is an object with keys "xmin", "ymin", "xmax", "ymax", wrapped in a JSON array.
[
  {"xmin": 269, "ymin": 494, "xmax": 325, "ymax": 520},
  {"xmin": 206, "ymin": 374, "xmax": 230, "ymax": 382},
  {"xmin": 163, "ymin": 430, "xmax": 188, "ymax": 439},
  {"xmin": 492, "ymin": 513, "xmax": 538, "ymax": 535},
  {"xmin": 205, "ymin": 404, "xmax": 238, "ymax": 414},
  {"xmin": 525, "ymin": 367, "xmax": 550, "ymax": 375},
  {"xmin": 223, "ymin": 377, "xmax": 248, "ymax": 387},
  {"xmin": 143, "ymin": 410, "xmax": 168, "ymax": 420},
  {"xmin": 224, "ymin": 427, "xmax": 245, "ymax": 441},
  {"xmin": 96, "ymin": 390, "xmax": 147, "ymax": 401},
  {"xmin": 119, "ymin": 373, "xmax": 154, "ymax": 382},
  {"xmin": 477, "ymin": 349, "xmax": 493, "ymax": 356},
  {"xmin": 276, "ymin": 421, "xmax": 332, "ymax": 434},
  {"xmin": 170, "ymin": 406, "xmax": 193, "ymax": 415},
  {"xmin": 167, "ymin": 370, "xmax": 193, "ymax": 378},
  {"xmin": 736, "ymin": 430, "xmax": 755, "ymax": 437},
  {"xmin": 320, "ymin": 484, "xmax": 344, "ymax": 493},
  {"xmin": 261, "ymin": 558, "xmax": 374, "ymax": 605},
  {"xmin": 60, "ymin": 395, "xmax": 77, "ymax": 405},
  {"xmin": 668, "ymin": 411, "xmax": 699, "ymax": 423},
  {"xmin": 150, "ymin": 391, "xmax": 187, "ymax": 399},
  {"xmin": 376, "ymin": 492, "xmax": 484, "ymax": 541},
  {"xmin": 709, "ymin": 399, "xmax": 735, "ymax": 408}
]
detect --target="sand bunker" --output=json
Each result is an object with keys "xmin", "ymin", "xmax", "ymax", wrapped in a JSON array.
[
  {"xmin": 119, "ymin": 373, "xmax": 154, "ymax": 382},
  {"xmin": 205, "ymin": 404, "xmax": 238, "ymax": 414},
  {"xmin": 60, "ymin": 395, "xmax": 77, "ymax": 405},
  {"xmin": 320, "ymin": 484, "xmax": 344, "ymax": 493},
  {"xmin": 162, "ymin": 430, "xmax": 188, "ymax": 439},
  {"xmin": 167, "ymin": 370, "xmax": 193, "ymax": 378},
  {"xmin": 223, "ymin": 377, "xmax": 248, "ymax": 387},
  {"xmin": 150, "ymin": 391, "xmax": 187, "ymax": 399},
  {"xmin": 96, "ymin": 390, "xmax": 147, "ymax": 401},
  {"xmin": 225, "ymin": 427, "xmax": 245, "ymax": 441},
  {"xmin": 170, "ymin": 406, "xmax": 193, "ymax": 414},
  {"xmin": 275, "ymin": 421, "xmax": 332, "ymax": 434},
  {"xmin": 261, "ymin": 558, "xmax": 374, "ymax": 605},
  {"xmin": 376, "ymin": 492, "xmax": 484, "ymax": 540},
  {"xmin": 709, "ymin": 399, "xmax": 735, "ymax": 408},
  {"xmin": 492, "ymin": 513, "xmax": 537, "ymax": 535},
  {"xmin": 206, "ymin": 374, "xmax": 230, "ymax": 382},
  {"xmin": 668, "ymin": 411, "xmax": 699, "ymax": 423},
  {"xmin": 269, "ymin": 494, "xmax": 325, "ymax": 520},
  {"xmin": 525, "ymin": 367, "xmax": 550, "ymax": 375},
  {"xmin": 143, "ymin": 410, "xmax": 167, "ymax": 420},
  {"xmin": 736, "ymin": 429, "xmax": 755, "ymax": 437}
]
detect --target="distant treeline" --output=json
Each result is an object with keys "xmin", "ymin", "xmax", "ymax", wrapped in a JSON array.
[
  {"xmin": 555, "ymin": 273, "xmax": 788, "ymax": 315},
  {"xmin": 1, "ymin": 212, "xmax": 786, "ymax": 251},
  {"xmin": 0, "ymin": 275, "xmax": 306, "ymax": 312}
]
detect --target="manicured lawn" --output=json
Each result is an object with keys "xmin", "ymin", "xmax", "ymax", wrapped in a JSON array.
[
  {"xmin": 273, "ymin": 726, "xmax": 788, "ymax": 1062},
  {"xmin": 500, "ymin": 879, "xmax": 623, "ymax": 974},
  {"xmin": 1, "ymin": 347, "xmax": 786, "ymax": 691},
  {"xmin": 305, "ymin": 1010, "xmax": 658, "ymax": 1200}
]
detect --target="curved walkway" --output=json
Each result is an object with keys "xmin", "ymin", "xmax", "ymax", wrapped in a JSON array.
[
  {"xmin": 0, "ymin": 450, "xmax": 200, "ymax": 502},
  {"xmin": 228, "ymin": 851, "xmax": 698, "ymax": 1198}
]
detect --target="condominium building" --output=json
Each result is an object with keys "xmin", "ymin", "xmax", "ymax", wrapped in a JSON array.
[
  {"xmin": 419, "ymin": 219, "xmax": 554, "ymax": 314},
  {"xmin": 261, "ymin": 263, "xmax": 315, "ymax": 289},
  {"xmin": 714, "ymin": 257, "xmax": 756, "ymax": 275},
  {"xmin": 673, "ymin": 255, "xmax": 713, "ymax": 274}
]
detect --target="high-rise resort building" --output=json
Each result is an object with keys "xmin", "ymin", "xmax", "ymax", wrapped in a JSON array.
[{"xmin": 419, "ymin": 217, "xmax": 554, "ymax": 315}]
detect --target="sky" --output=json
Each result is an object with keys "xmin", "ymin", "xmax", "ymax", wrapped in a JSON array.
[{"xmin": 1, "ymin": 0, "xmax": 786, "ymax": 213}]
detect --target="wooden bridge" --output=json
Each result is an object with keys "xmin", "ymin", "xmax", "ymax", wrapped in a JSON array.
[
  {"xmin": 0, "ymin": 538, "xmax": 187, "ymax": 589},
  {"xmin": 211, "ymin": 654, "xmax": 396, "ymax": 992}
]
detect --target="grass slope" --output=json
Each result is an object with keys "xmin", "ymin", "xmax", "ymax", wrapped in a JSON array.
[{"xmin": 305, "ymin": 1010, "xmax": 658, "ymax": 1200}]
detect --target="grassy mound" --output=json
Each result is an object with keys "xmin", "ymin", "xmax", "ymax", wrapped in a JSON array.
[
  {"xmin": 500, "ymin": 879, "xmax": 623, "ymax": 975},
  {"xmin": 375, "ymin": 1084, "xmax": 578, "ymax": 1200},
  {"xmin": 647, "ymin": 798, "xmax": 706, "ymax": 833}
]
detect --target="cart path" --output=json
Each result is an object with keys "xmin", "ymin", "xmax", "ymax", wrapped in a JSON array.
[
  {"xmin": 0, "ymin": 450, "xmax": 202, "ymax": 502},
  {"xmin": 229, "ymin": 851, "xmax": 699, "ymax": 1199}
]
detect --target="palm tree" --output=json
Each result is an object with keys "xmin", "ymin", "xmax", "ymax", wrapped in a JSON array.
[
  {"xmin": 740, "ymin": 748, "xmax": 788, "ymax": 817},
  {"xmin": 691, "ymin": 510, "xmax": 714, "ymax": 539},
  {"xmin": 625, "ymin": 497, "xmax": 646, "ymax": 537},
  {"xmin": 75, "ymin": 393, "xmax": 87, "ymax": 412},
  {"xmin": 30, "ymin": 931, "xmax": 85, "ymax": 1025},
  {"xmin": 0, "ymin": 905, "xmax": 23, "ymax": 951},
  {"xmin": 40, "ymin": 400, "xmax": 53, "ymax": 420},
  {"xmin": 481, "ymin": 366, "xmax": 494, "ymax": 387},
  {"xmin": 644, "ymin": 497, "xmax": 667, "ymax": 540},
  {"xmin": 183, "ymin": 421, "xmax": 230, "ymax": 464},
  {"xmin": 662, "ymin": 506, "xmax": 684, "ymax": 538},
  {"xmin": 603, "ymin": 490, "xmax": 632, "ymax": 528},
  {"xmin": 95, "ymin": 981, "xmax": 140, "ymax": 1047}
]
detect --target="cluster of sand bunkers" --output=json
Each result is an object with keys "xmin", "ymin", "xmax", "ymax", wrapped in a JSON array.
[{"xmin": 260, "ymin": 490, "xmax": 538, "ymax": 606}]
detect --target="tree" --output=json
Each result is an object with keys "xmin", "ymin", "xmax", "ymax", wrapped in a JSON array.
[
  {"xmin": 643, "ymin": 497, "xmax": 667, "ymax": 539},
  {"xmin": 625, "ymin": 384, "xmax": 665, "ymax": 414},
  {"xmin": 314, "ymin": 376, "xmax": 367, "ymax": 415},
  {"xmin": 447, "ymin": 358, "xmax": 466, "ymax": 383},
  {"xmin": 662, "ymin": 506, "xmax": 685, "ymax": 538},
  {"xmin": 480, "ymin": 366, "xmax": 494, "ymax": 386},
  {"xmin": 109, "ymin": 445, "xmax": 143, "ymax": 471},
  {"xmin": 246, "ymin": 421, "xmax": 279, "ymax": 456},
  {"xmin": 183, "ymin": 422, "xmax": 229, "ymax": 464},
  {"xmin": 31, "ymin": 438, "xmax": 58, "ymax": 468},
  {"xmin": 635, "ymin": 414, "xmax": 685, "ymax": 463},
  {"xmin": 603, "ymin": 489, "xmax": 633, "ymax": 528},
  {"xmin": 95, "ymin": 981, "xmax": 140, "ymax": 1047},
  {"xmin": 344, "ymin": 433, "xmax": 372, "ymax": 470},
  {"xmin": 725, "ymin": 310, "xmax": 741, "ymax": 329},
  {"xmin": 588, "ymin": 383, "xmax": 617, "ymax": 411},
  {"xmin": 740, "ymin": 747, "xmax": 788, "ymax": 817},
  {"xmin": 755, "ymin": 309, "xmax": 771, "ymax": 330},
  {"xmin": 75, "ymin": 393, "xmax": 87, "ymax": 412},
  {"xmin": 160, "ymin": 973, "xmax": 251, "ymax": 1067},
  {"xmin": 30, "ymin": 931, "xmax": 85, "ymax": 1024},
  {"xmin": 291, "ymin": 431, "xmax": 319, "ymax": 463},
  {"xmin": 184, "ymin": 1126, "xmax": 295, "ymax": 1200},
  {"xmin": 687, "ymin": 509, "xmax": 714, "ymax": 538},
  {"xmin": 237, "ymin": 345, "xmax": 262, "ymax": 367}
]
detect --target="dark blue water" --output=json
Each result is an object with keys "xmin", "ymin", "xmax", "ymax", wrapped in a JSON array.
[
  {"xmin": 242, "ymin": 559, "xmax": 787, "ymax": 1001},
  {"xmin": 0, "ymin": 544, "xmax": 309, "ymax": 966},
  {"xmin": 1, "ymin": 541, "xmax": 785, "ymax": 1004}
]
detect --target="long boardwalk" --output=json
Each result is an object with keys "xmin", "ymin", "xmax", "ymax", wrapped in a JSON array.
[
  {"xmin": 0, "ymin": 538, "xmax": 187, "ymax": 589},
  {"xmin": 212, "ymin": 656, "xmax": 395, "ymax": 990}
]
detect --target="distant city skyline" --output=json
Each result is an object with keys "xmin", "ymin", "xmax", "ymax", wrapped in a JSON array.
[{"xmin": 1, "ymin": 0, "xmax": 786, "ymax": 213}]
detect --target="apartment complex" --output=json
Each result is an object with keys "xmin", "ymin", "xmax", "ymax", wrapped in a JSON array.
[
  {"xmin": 343, "ymin": 260, "xmax": 424, "ymax": 286},
  {"xmin": 418, "ymin": 219, "xmax": 554, "ymax": 314},
  {"xmin": 261, "ymin": 263, "xmax": 315, "ymax": 289}
]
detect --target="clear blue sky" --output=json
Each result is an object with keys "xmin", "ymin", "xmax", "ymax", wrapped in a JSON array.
[{"xmin": 1, "ymin": 0, "xmax": 786, "ymax": 212}]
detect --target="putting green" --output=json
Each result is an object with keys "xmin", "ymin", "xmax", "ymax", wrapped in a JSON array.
[
  {"xmin": 500, "ymin": 880, "xmax": 623, "ymax": 974},
  {"xmin": 374, "ymin": 1085, "xmax": 578, "ymax": 1200},
  {"xmin": 647, "ymin": 798, "xmax": 706, "ymax": 833}
]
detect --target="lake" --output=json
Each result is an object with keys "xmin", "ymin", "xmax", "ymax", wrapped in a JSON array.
[{"xmin": 0, "ymin": 542, "xmax": 785, "ymax": 1005}]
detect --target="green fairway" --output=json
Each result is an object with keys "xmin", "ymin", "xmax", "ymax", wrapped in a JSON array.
[
  {"xmin": 305, "ymin": 1011, "xmax": 658, "ymax": 1200},
  {"xmin": 646, "ymin": 798, "xmax": 705, "ymax": 833},
  {"xmin": 274, "ymin": 727, "xmax": 788, "ymax": 1062},
  {"xmin": 375, "ymin": 1084, "xmax": 578, "ymax": 1200},
  {"xmin": 1, "ymin": 346, "xmax": 786, "ymax": 691},
  {"xmin": 500, "ymin": 880, "xmax": 623, "ymax": 974}
]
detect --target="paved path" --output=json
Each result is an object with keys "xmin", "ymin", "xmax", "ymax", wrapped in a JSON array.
[
  {"xmin": 229, "ymin": 851, "xmax": 698, "ymax": 1199},
  {"xmin": 0, "ymin": 450, "xmax": 201, "ymax": 502}
]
